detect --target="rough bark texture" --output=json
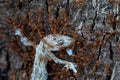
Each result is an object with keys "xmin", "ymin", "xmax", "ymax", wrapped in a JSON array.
[{"xmin": 0, "ymin": 0, "xmax": 119, "ymax": 80}]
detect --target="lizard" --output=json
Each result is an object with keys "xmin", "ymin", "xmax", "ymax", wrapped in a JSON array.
[{"xmin": 15, "ymin": 29, "xmax": 77, "ymax": 80}]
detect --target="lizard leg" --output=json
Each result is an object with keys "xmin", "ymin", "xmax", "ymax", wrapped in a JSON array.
[{"xmin": 48, "ymin": 52, "xmax": 77, "ymax": 73}]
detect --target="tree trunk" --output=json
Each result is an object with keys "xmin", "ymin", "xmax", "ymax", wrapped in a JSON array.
[{"xmin": 0, "ymin": 0, "xmax": 119, "ymax": 80}]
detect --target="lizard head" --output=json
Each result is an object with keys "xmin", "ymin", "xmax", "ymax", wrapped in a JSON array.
[{"xmin": 43, "ymin": 34, "xmax": 75, "ymax": 51}]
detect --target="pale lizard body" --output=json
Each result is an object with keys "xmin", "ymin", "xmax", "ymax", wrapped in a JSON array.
[
  {"xmin": 15, "ymin": 29, "xmax": 77, "ymax": 80},
  {"xmin": 31, "ymin": 41, "xmax": 48, "ymax": 80},
  {"xmin": 31, "ymin": 34, "xmax": 77, "ymax": 80}
]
